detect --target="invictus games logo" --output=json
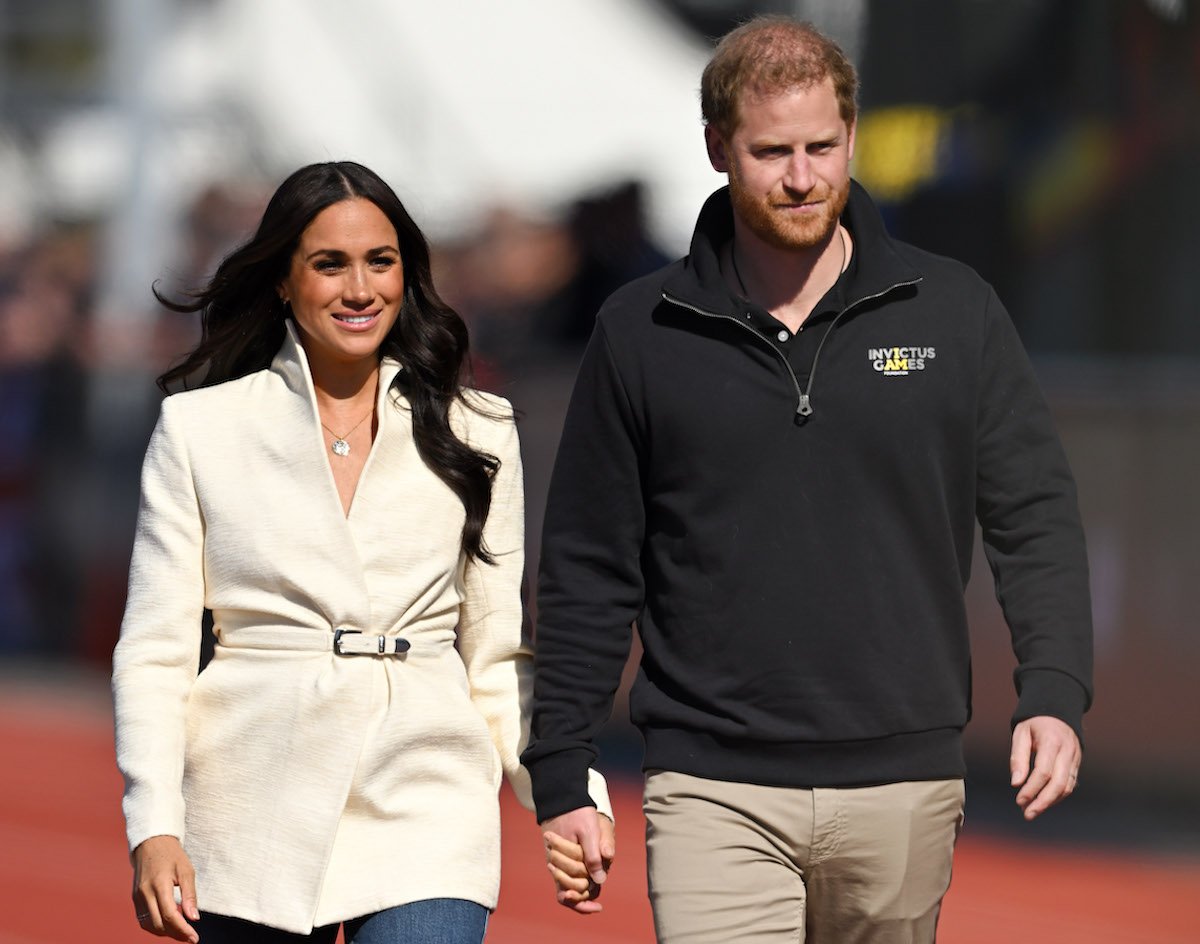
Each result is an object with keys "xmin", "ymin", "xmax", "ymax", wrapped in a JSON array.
[{"xmin": 868, "ymin": 346, "xmax": 936, "ymax": 376}]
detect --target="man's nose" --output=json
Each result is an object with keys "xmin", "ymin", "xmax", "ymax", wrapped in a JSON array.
[{"xmin": 784, "ymin": 154, "xmax": 816, "ymax": 193}]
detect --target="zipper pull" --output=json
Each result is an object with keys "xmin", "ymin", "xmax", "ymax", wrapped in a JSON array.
[{"xmin": 797, "ymin": 394, "xmax": 813, "ymax": 417}]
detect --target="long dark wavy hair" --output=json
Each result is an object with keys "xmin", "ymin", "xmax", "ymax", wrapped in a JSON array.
[{"xmin": 156, "ymin": 161, "xmax": 500, "ymax": 563}]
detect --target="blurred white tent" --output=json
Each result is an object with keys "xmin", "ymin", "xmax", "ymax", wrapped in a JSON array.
[
  {"xmin": 38, "ymin": 0, "xmax": 721, "ymax": 329},
  {"xmin": 220, "ymin": 0, "xmax": 719, "ymax": 242}
]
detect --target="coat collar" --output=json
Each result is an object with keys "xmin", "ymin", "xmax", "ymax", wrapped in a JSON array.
[{"xmin": 271, "ymin": 319, "xmax": 405, "ymax": 416}]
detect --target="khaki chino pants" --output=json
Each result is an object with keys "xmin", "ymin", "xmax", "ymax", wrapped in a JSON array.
[{"xmin": 644, "ymin": 771, "xmax": 965, "ymax": 944}]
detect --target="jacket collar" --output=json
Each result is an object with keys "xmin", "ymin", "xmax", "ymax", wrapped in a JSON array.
[
  {"xmin": 271, "ymin": 318, "xmax": 405, "ymax": 415},
  {"xmin": 662, "ymin": 179, "xmax": 922, "ymax": 315}
]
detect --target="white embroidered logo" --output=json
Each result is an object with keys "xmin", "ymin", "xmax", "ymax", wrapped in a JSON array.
[{"xmin": 868, "ymin": 346, "xmax": 936, "ymax": 376}]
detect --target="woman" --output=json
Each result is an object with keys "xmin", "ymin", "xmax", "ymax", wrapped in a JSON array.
[{"xmin": 112, "ymin": 162, "xmax": 610, "ymax": 943}]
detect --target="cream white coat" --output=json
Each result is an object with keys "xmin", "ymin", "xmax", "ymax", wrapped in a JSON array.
[{"xmin": 112, "ymin": 324, "xmax": 609, "ymax": 932}]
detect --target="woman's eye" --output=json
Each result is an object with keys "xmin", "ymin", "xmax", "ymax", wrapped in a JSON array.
[
  {"xmin": 314, "ymin": 259, "xmax": 343, "ymax": 273},
  {"xmin": 370, "ymin": 256, "xmax": 397, "ymax": 269}
]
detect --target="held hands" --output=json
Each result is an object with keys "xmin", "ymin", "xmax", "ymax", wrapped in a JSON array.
[
  {"xmin": 1010, "ymin": 715, "xmax": 1082, "ymax": 821},
  {"xmin": 541, "ymin": 808, "xmax": 616, "ymax": 914},
  {"xmin": 131, "ymin": 835, "xmax": 200, "ymax": 942}
]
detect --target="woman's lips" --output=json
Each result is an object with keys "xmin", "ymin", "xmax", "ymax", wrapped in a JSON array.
[{"xmin": 332, "ymin": 311, "xmax": 380, "ymax": 329}]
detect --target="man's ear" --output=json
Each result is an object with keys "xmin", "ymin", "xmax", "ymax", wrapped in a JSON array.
[
  {"xmin": 846, "ymin": 118, "xmax": 857, "ymax": 163},
  {"xmin": 705, "ymin": 125, "xmax": 730, "ymax": 173}
]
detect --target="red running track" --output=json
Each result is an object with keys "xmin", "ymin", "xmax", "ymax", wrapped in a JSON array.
[{"xmin": 1, "ymin": 677, "xmax": 1197, "ymax": 944}]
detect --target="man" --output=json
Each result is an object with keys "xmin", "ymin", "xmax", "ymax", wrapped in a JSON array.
[{"xmin": 525, "ymin": 16, "xmax": 1092, "ymax": 943}]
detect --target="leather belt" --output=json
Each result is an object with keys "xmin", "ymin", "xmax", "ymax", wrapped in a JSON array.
[
  {"xmin": 216, "ymin": 626, "xmax": 411, "ymax": 656},
  {"xmin": 334, "ymin": 628, "xmax": 411, "ymax": 655}
]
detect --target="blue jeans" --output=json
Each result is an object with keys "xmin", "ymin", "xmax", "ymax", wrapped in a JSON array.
[{"xmin": 195, "ymin": 899, "xmax": 489, "ymax": 943}]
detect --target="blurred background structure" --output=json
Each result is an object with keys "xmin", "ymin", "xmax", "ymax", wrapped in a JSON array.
[{"xmin": 2, "ymin": 1, "xmax": 1199, "ymax": 941}]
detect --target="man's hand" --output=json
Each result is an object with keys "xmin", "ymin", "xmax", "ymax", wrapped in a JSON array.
[
  {"xmin": 541, "ymin": 808, "xmax": 616, "ymax": 913},
  {"xmin": 1010, "ymin": 715, "xmax": 1082, "ymax": 821},
  {"xmin": 131, "ymin": 835, "xmax": 200, "ymax": 942}
]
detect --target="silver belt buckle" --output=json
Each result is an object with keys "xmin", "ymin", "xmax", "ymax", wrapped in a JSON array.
[{"xmin": 334, "ymin": 628, "xmax": 410, "ymax": 655}]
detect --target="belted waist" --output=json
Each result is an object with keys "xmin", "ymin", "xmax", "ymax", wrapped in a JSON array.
[{"xmin": 215, "ymin": 626, "xmax": 411, "ymax": 656}]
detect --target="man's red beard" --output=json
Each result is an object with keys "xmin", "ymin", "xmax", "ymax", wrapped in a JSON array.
[{"xmin": 728, "ymin": 168, "xmax": 850, "ymax": 252}]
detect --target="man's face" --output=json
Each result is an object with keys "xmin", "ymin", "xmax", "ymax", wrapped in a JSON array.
[{"xmin": 706, "ymin": 78, "xmax": 855, "ymax": 251}]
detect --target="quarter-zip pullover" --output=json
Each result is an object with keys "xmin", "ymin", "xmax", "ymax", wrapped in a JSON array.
[{"xmin": 523, "ymin": 182, "xmax": 1093, "ymax": 821}]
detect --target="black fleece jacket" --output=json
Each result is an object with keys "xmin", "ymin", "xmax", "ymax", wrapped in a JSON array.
[{"xmin": 522, "ymin": 182, "xmax": 1093, "ymax": 821}]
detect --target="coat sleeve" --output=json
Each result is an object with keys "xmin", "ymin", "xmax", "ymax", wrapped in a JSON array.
[
  {"xmin": 521, "ymin": 322, "xmax": 644, "ymax": 822},
  {"xmin": 456, "ymin": 399, "xmax": 613, "ymax": 822},
  {"xmin": 975, "ymin": 288, "xmax": 1094, "ymax": 739},
  {"xmin": 111, "ymin": 396, "xmax": 205, "ymax": 852}
]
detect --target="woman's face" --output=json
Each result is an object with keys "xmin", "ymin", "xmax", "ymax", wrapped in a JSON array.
[{"xmin": 278, "ymin": 197, "xmax": 404, "ymax": 371}]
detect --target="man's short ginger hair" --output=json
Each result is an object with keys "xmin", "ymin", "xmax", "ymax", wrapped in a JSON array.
[{"xmin": 701, "ymin": 16, "xmax": 859, "ymax": 138}]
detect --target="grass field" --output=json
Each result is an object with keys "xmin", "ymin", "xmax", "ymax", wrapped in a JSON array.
[{"xmin": 2, "ymin": 671, "xmax": 1197, "ymax": 944}]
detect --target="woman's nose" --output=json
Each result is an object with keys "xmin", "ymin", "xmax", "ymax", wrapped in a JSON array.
[{"xmin": 343, "ymin": 266, "xmax": 372, "ymax": 303}]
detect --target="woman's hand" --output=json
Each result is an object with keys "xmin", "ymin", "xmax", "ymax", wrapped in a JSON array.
[
  {"xmin": 541, "ymin": 810, "xmax": 616, "ymax": 914},
  {"xmin": 130, "ymin": 835, "xmax": 200, "ymax": 942}
]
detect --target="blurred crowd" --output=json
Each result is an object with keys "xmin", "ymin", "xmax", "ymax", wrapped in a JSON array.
[
  {"xmin": 0, "ymin": 175, "xmax": 669, "ymax": 662},
  {"xmin": 1, "ymin": 224, "xmax": 93, "ymax": 655}
]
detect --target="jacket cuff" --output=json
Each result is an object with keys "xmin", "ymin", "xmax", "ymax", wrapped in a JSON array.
[
  {"xmin": 527, "ymin": 748, "xmax": 597, "ymax": 822},
  {"xmin": 586, "ymin": 768, "xmax": 614, "ymax": 823},
  {"xmin": 1011, "ymin": 668, "xmax": 1091, "ymax": 744},
  {"xmin": 122, "ymin": 784, "xmax": 186, "ymax": 853}
]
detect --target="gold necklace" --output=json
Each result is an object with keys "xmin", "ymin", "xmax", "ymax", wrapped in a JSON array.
[{"xmin": 320, "ymin": 407, "xmax": 374, "ymax": 457}]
